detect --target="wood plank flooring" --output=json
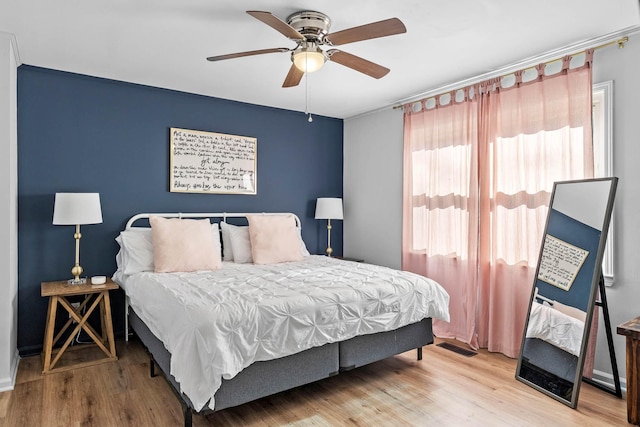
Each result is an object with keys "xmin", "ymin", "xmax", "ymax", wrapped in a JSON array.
[{"xmin": 0, "ymin": 338, "xmax": 628, "ymax": 426}]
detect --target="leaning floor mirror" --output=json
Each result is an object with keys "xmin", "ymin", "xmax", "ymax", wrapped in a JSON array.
[{"xmin": 516, "ymin": 177, "xmax": 618, "ymax": 408}]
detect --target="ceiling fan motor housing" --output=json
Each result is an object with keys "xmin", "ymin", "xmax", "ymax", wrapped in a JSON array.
[{"xmin": 286, "ymin": 11, "xmax": 332, "ymax": 42}]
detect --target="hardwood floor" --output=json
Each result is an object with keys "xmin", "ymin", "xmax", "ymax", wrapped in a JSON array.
[{"xmin": 0, "ymin": 338, "xmax": 628, "ymax": 426}]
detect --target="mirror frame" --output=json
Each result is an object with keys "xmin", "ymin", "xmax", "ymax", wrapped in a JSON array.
[{"xmin": 515, "ymin": 177, "xmax": 618, "ymax": 408}]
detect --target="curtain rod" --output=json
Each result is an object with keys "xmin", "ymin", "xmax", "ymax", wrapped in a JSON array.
[{"xmin": 391, "ymin": 35, "xmax": 630, "ymax": 110}]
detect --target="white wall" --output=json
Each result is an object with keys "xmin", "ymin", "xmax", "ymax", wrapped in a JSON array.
[
  {"xmin": 344, "ymin": 32, "xmax": 640, "ymax": 385},
  {"xmin": 0, "ymin": 31, "xmax": 19, "ymax": 391},
  {"xmin": 344, "ymin": 107, "xmax": 404, "ymax": 269},
  {"xmin": 591, "ymin": 33, "xmax": 640, "ymax": 385}
]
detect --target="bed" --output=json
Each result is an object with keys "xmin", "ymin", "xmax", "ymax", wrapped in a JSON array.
[{"xmin": 113, "ymin": 212, "xmax": 450, "ymax": 426}]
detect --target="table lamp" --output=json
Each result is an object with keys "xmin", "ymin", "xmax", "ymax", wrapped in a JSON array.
[
  {"xmin": 315, "ymin": 197, "xmax": 343, "ymax": 256},
  {"xmin": 53, "ymin": 193, "xmax": 103, "ymax": 284}
]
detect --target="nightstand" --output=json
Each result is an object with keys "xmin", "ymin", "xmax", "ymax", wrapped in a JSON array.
[
  {"xmin": 41, "ymin": 278, "xmax": 119, "ymax": 374},
  {"xmin": 618, "ymin": 316, "xmax": 640, "ymax": 425}
]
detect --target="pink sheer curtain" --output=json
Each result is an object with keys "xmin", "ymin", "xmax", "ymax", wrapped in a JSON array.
[
  {"xmin": 403, "ymin": 51, "xmax": 594, "ymax": 357},
  {"xmin": 402, "ymin": 91, "xmax": 480, "ymax": 347},
  {"xmin": 476, "ymin": 52, "xmax": 595, "ymax": 357}
]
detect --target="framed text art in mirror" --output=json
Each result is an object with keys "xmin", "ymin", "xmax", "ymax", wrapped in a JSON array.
[{"xmin": 169, "ymin": 127, "xmax": 257, "ymax": 195}]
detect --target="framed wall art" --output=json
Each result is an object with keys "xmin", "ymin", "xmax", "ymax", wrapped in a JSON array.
[{"xmin": 170, "ymin": 127, "xmax": 257, "ymax": 195}]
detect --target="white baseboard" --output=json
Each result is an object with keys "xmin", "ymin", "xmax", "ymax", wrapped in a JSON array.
[
  {"xmin": 589, "ymin": 368, "xmax": 626, "ymax": 393},
  {"xmin": 0, "ymin": 349, "xmax": 20, "ymax": 392}
]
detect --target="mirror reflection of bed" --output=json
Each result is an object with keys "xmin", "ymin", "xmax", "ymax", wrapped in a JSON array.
[
  {"xmin": 520, "ymin": 288, "xmax": 586, "ymax": 400},
  {"xmin": 516, "ymin": 177, "xmax": 618, "ymax": 408}
]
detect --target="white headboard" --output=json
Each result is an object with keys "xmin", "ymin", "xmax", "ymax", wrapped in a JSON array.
[{"xmin": 125, "ymin": 212, "xmax": 302, "ymax": 229}]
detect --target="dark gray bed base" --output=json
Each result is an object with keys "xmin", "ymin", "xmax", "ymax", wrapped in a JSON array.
[
  {"xmin": 522, "ymin": 337, "xmax": 578, "ymax": 382},
  {"xmin": 129, "ymin": 309, "xmax": 433, "ymax": 427}
]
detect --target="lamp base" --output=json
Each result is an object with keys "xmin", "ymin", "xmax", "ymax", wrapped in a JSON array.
[{"xmin": 67, "ymin": 277, "xmax": 87, "ymax": 285}]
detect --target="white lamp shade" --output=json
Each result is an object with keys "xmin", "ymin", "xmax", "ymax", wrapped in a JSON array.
[
  {"xmin": 53, "ymin": 193, "xmax": 103, "ymax": 225},
  {"xmin": 315, "ymin": 197, "xmax": 343, "ymax": 220}
]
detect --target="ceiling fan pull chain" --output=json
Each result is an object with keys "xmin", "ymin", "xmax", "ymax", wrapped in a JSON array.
[{"xmin": 306, "ymin": 55, "xmax": 313, "ymax": 123}]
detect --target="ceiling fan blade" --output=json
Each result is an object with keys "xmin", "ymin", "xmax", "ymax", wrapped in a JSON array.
[
  {"xmin": 247, "ymin": 11, "xmax": 305, "ymax": 40},
  {"xmin": 207, "ymin": 48, "xmax": 289, "ymax": 62},
  {"xmin": 325, "ymin": 18, "xmax": 406, "ymax": 46},
  {"xmin": 327, "ymin": 49, "xmax": 390, "ymax": 79},
  {"xmin": 283, "ymin": 64, "xmax": 304, "ymax": 88}
]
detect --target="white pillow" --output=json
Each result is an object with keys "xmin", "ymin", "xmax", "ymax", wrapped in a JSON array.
[
  {"xmin": 298, "ymin": 228, "xmax": 310, "ymax": 257},
  {"xmin": 117, "ymin": 228, "xmax": 154, "ymax": 274},
  {"xmin": 220, "ymin": 221, "xmax": 237, "ymax": 261},
  {"xmin": 115, "ymin": 237, "xmax": 124, "ymax": 269},
  {"xmin": 210, "ymin": 223, "xmax": 223, "ymax": 263},
  {"xmin": 226, "ymin": 224, "xmax": 253, "ymax": 264}
]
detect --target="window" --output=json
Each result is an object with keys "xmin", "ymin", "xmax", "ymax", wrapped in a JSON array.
[{"xmin": 592, "ymin": 81, "xmax": 614, "ymax": 285}]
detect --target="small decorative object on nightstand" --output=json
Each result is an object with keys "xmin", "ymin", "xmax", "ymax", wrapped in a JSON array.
[{"xmin": 41, "ymin": 278, "xmax": 118, "ymax": 374}]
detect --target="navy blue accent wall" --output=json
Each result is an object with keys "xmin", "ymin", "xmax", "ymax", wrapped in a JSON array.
[{"xmin": 17, "ymin": 65, "xmax": 343, "ymax": 354}]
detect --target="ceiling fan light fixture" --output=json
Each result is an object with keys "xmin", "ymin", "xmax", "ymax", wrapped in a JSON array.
[{"xmin": 292, "ymin": 46, "xmax": 326, "ymax": 73}]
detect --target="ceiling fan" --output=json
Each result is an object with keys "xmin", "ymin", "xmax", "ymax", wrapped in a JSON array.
[{"xmin": 206, "ymin": 11, "xmax": 406, "ymax": 88}]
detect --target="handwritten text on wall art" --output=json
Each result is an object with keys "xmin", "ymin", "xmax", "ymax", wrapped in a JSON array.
[
  {"xmin": 170, "ymin": 127, "xmax": 257, "ymax": 194},
  {"xmin": 537, "ymin": 234, "xmax": 589, "ymax": 291}
]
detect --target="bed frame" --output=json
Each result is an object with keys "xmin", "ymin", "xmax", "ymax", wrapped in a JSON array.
[
  {"xmin": 121, "ymin": 213, "xmax": 436, "ymax": 427},
  {"xmin": 131, "ymin": 310, "xmax": 432, "ymax": 427}
]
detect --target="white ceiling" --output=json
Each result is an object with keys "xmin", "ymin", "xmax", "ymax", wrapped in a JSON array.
[{"xmin": 2, "ymin": 0, "xmax": 639, "ymax": 119}]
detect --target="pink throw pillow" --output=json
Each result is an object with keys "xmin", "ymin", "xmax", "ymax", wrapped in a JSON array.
[
  {"xmin": 247, "ymin": 214, "xmax": 304, "ymax": 265},
  {"xmin": 150, "ymin": 216, "xmax": 222, "ymax": 273}
]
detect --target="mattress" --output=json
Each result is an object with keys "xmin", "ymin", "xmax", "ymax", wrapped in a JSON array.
[{"xmin": 114, "ymin": 255, "xmax": 450, "ymax": 411}]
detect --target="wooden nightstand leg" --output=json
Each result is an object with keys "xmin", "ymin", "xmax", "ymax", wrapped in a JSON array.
[
  {"xmin": 42, "ymin": 296, "xmax": 58, "ymax": 373},
  {"xmin": 100, "ymin": 294, "xmax": 107, "ymax": 343},
  {"xmin": 627, "ymin": 336, "xmax": 640, "ymax": 424},
  {"xmin": 102, "ymin": 290, "xmax": 117, "ymax": 358},
  {"xmin": 69, "ymin": 294, "xmax": 111, "ymax": 356}
]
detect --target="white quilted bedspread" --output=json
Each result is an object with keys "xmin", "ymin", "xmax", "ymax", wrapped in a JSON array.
[{"xmin": 116, "ymin": 256, "xmax": 450, "ymax": 411}]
